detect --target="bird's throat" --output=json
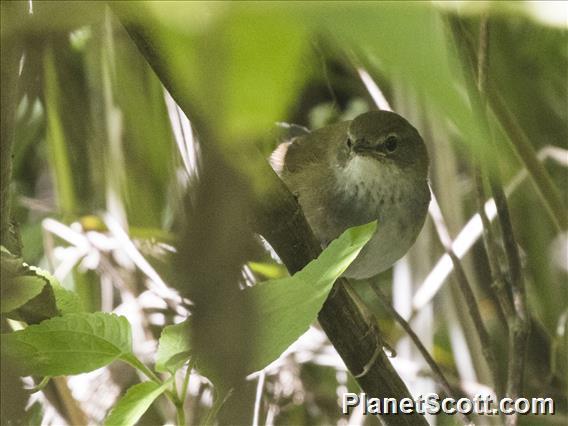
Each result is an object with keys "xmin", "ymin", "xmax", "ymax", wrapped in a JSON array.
[{"xmin": 334, "ymin": 155, "xmax": 423, "ymax": 224}]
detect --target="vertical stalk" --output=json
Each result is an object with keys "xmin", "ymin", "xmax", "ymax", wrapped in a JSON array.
[
  {"xmin": 0, "ymin": 8, "xmax": 22, "ymax": 252},
  {"xmin": 450, "ymin": 16, "xmax": 531, "ymax": 425},
  {"xmin": 476, "ymin": 20, "xmax": 530, "ymax": 423}
]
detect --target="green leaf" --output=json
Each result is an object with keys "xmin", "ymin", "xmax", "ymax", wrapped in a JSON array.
[
  {"xmin": 1, "ymin": 312, "xmax": 132, "ymax": 376},
  {"xmin": 9, "ymin": 283, "xmax": 59, "ymax": 325},
  {"xmin": 29, "ymin": 266, "xmax": 84, "ymax": 315},
  {"xmin": 244, "ymin": 221, "xmax": 376, "ymax": 372},
  {"xmin": 140, "ymin": 2, "xmax": 308, "ymax": 141},
  {"xmin": 155, "ymin": 319, "xmax": 191, "ymax": 373},
  {"xmin": 111, "ymin": 3, "xmax": 309, "ymax": 192},
  {"xmin": 191, "ymin": 221, "xmax": 377, "ymax": 386},
  {"xmin": 192, "ymin": 222, "xmax": 376, "ymax": 380},
  {"xmin": 104, "ymin": 380, "xmax": 170, "ymax": 426},
  {"xmin": 1, "ymin": 248, "xmax": 46, "ymax": 314},
  {"xmin": 247, "ymin": 261, "xmax": 288, "ymax": 280},
  {"xmin": 51, "ymin": 284, "xmax": 84, "ymax": 315},
  {"xmin": 1, "ymin": 275, "xmax": 46, "ymax": 314},
  {"xmin": 0, "ymin": 261, "xmax": 58, "ymax": 324},
  {"xmin": 217, "ymin": 8, "xmax": 309, "ymax": 140},
  {"xmin": 0, "ymin": 246, "xmax": 22, "ymax": 274},
  {"xmin": 1, "ymin": 247, "xmax": 82, "ymax": 321}
]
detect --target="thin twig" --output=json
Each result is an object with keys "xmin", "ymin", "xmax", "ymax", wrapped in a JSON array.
[
  {"xmin": 473, "ymin": 169, "xmax": 512, "ymax": 312},
  {"xmin": 491, "ymin": 179, "xmax": 530, "ymax": 399},
  {"xmin": 428, "ymin": 192, "xmax": 500, "ymax": 395},
  {"xmin": 180, "ymin": 358, "xmax": 196, "ymax": 407},
  {"xmin": 486, "ymin": 91, "xmax": 566, "ymax": 231},
  {"xmin": 413, "ymin": 146, "xmax": 566, "ymax": 312},
  {"xmin": 369, "ymin": 282, "xmax": 472, "ymax": 426}
]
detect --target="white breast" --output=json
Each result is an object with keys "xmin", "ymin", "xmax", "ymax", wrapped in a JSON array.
[
  {"xmin": 341, "ymin": 156, "xmax": 385, "ymax": 191},
  {"xmin": 335, "ymin": 155, "xmax": 423, "ymax": 279},
  {"xmin": 339, "ymin": 155, "xmax": 405, "ymax": 207}
]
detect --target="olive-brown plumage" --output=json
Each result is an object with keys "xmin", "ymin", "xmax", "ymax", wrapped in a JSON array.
[{"xmin": 271, "ymin": 110, "xmax": 430, "ymax": 279}]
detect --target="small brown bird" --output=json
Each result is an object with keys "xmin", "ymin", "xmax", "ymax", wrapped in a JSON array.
[{"xmin": 271, "ymin": 110, "xmax": 430, "ymax": 279}]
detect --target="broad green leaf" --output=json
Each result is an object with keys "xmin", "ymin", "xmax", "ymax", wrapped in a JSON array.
[
  {"xmin": 244, "ymin": 221, "xmax": 376, "ymax": 372},
  {"xmin": 1, "ymin": 313, "xmax": 132, "ymax": 376},
  {"xmin": 104, "ymin": 380, "xmax": 170, "ymax": 426},
  {"xmin": 142, "ymin": 2, "xmax": 308, "ymax": 140},
  {"xmin": 192, "ymin": 222, "xmax": 376, "ymax": 380},
  {"xmin": 155, "ymin": 319, "xmax": 191, "ymax": 373},
  {"xmin": 219, "ymin": 7, "xmax": 308, "ymax": 140}
]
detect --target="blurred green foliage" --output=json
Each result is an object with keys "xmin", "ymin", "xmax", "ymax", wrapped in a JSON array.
[{"xmin": 1, "ymin": 1, "xmax": 566, "ymax": 425}]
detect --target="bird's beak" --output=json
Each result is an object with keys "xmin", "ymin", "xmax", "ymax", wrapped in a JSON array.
[{"xmin": 353, "ymin": 141, "xmax": 386, "ymax": 157}]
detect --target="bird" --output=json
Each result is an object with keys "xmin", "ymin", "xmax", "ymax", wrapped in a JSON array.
[{"xmin": 270, "ymin": 110, "xmax": 430, "ymax": 279}]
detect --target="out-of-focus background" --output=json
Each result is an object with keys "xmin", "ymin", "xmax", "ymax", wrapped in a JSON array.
[{"xmin": 1, "ymin": 1, "xmax": 566, "ymax": 425}]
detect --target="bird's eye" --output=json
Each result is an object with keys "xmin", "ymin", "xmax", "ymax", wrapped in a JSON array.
[
  {"xmin": 385, "ymin": 135, "xmax": 399, "ymax": 153},
  {"xmin": 346, "ymin": 137, "xmax": 352, "ymax": 148}
]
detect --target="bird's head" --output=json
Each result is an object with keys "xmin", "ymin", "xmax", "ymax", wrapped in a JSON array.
[{"xmin": 345, "ymin": 110, "xmax": 429, "ymax": 178}]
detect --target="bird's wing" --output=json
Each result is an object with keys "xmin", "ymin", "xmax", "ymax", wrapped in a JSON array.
[
  {"xmin": 271, "ymin": 121, "xmax": 349, "ymax": 175},
  {"xmin": 275, "ymin": 121, "xmax": 311, "ymax": 139}
]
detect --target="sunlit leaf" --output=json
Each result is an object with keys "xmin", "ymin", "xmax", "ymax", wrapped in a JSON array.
[
  {"xmin": 244, "ymin": 221, "xmax": 376, "ymax": 372},
  {"xmin": 192, "ymin": 221, "xmax": 377, "ymax": 381},
  {"xmin": 1, "ymin": 313, "xmax": 132, "ymax": 376},
  {"xmin": 29, "ymin": 266, "xmax": 84, "ymax": 315},
  {"xmin": 155, "ymin": 319, "xmax": 191, "ymax": 373},
  {"xmin": 104, "ymin": 380, "xmax": 170, "ymax": 426},
  {"xmin": 247, "ymin": 261, "xmax": 288, "ymax": 280}
]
